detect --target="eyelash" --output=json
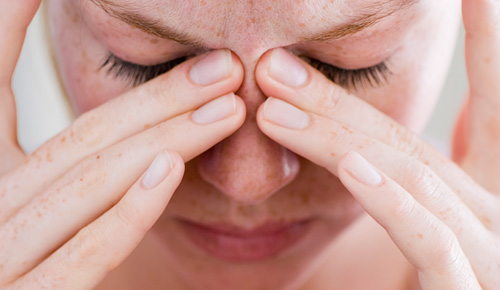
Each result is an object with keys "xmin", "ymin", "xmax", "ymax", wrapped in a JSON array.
[
  {"xmin": 101, "ymin": 54, "xmax": 188, "ymax": 86},
  {"xmin": 301, "ymin": 57, "xmax": 392, "ymax": 89},
  {"xmin": 101, "ymin": 53, "xmax": 391, "ymax": 89}
]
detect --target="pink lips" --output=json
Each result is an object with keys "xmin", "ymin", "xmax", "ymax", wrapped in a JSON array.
[{"xmin": 177, "ymin": 219, "xmax": 313, "ymax": 262}]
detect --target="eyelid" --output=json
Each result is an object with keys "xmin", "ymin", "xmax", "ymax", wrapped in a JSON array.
[
  {"xmin": 301, "ymin": 56, "xmax": 392, "ymax": 89},
  {"xmin": 101, "ymin": 51, "xmax": 392, "ymax": 89},
  {"xmin": 100, "ymin": 53, "xmax": 188, "ymax": 86}
]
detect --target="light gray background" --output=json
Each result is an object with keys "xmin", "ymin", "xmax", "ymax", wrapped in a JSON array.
[{"xmin": 13, "ymin": 10, "xmax": 468, "ymax": 153}]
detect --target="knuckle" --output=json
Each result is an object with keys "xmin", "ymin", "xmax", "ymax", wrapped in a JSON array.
[
  {"xmin": 150, "ymin": 75, "xmax": 175, "ymax": 107},
  {"xmin": 389, "ymin": 193, "xmax": 416, "ymax": 223},
  {"xmin": 390, "ymin": 125, "xmax": 425, "ymax": 160},
  {"xmin": 320, "ymin": 85, "xmax": 342, "ymax": 113},
  {"xmin": 428, "ymin": 231, "xmax": 465, "ymax": 275},
  {"xmin": 114, "ymin": 200, "xmax": 149, "ymax": 235},
  {"xmin": 67, "ymin": 111, "xmax": 105, "ymax": 148},
  {"xmin": 65, "ymin": 226, "xmax": 106, "ymax": 267},
  {"xmin": 409, "ymin": 164, "xmax": 441, "ymax": 200}
]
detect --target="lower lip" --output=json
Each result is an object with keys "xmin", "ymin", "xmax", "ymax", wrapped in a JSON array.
[{"xmin": 176, "ymin": 219, "xmax": 313, "ymax": 262}]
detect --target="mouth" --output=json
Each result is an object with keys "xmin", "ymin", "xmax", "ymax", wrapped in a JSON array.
[{"xmin": 175, "ymin": 218, "xmax": 314, "ymax": 262}]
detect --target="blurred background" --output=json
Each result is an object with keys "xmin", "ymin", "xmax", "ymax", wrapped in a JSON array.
[{"xmin": 12, "ymin": 9, "xmax": 468, "ymax": 154}]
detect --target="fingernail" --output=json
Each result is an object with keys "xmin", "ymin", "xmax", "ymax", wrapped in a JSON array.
[
  {"xmin": 142, "ymin": 151, "xmax": 173, "ymax": 189},
  {"xmin": 342, "ymin": 152, "xmax": 383, "ymax": 186},
  {"xmin": 190, "ymin": 49, "xmax": 232, "ymax": 85},
  {"xmin": 192, "ymin": 93, "xmax": 236, "ymax": 124},
  {"xmin": 263, "ymin": 97, "xmax": 310, "ymax": 129},
  {"xmin": 269, "ymin": 48, "xmax": 308, "ymax": 87}
]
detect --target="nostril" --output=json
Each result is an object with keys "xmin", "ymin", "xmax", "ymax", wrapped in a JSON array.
[{"xmin": 197, "ymin": 142, "xmax": 300, "ymax": 204}]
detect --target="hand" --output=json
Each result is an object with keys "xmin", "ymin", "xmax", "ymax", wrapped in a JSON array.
[
  {"xmin": 255, "ymin": 0, "xmax": 499, "ymax": 289},
  {"xmin": 0, "ymin": 1, "xmax": 246, "ymax": 289}
]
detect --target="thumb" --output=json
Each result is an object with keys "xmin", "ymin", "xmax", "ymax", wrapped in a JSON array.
[
  {"xmin": 459, "ymin": 0, "xmax": 500, "ymax": 192},
  {"xmin": 0, "ymin": 0, "xmax": 41, "ymax": 171}
]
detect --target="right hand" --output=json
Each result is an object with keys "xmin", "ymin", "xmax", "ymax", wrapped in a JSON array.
[{"xmin": 0, "ymin": 0, "xmax": 246, "ymax": 289}]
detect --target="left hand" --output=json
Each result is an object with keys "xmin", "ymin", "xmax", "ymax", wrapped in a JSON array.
[{"xmin": 254, "ymin": 1, "xmax": 500, "ymax": 289}]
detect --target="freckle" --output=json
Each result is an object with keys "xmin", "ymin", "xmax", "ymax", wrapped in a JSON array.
[
  {"xmin": 144, "ymin": 123, "xmax": 152, "ymax": 129},
  {"xmin": 417, "ymin": 234, "xmax": 423, "ymax": 239},
  {"xmin": 481, "ymin": 216, "xmax": 492, "ymax": 229},
  {"xmin": 299, "ymin": 23, "xmax": 305, "ymax": 28},
  {"xmin": 485, "ymin": 57, "xmax": 491, "ymax": 64},
  {"xmin": 37, "ymin": 211, "xmax": 41, "ymax": 218},
  {"xmin": 80, "ymin": 178, "xmax": 84, "ymax": 182},
  {"xmin": 341, "ymin": 124, "xmax": 354, "ymax": 134},
  {"xmin": 201, "ymin": 0, "xmax": 206, "ymax": 4},
  {"xmin": 150, "ymin": 39, "xmax": 159, "ymax": 44},
  {"xmin": 216, "ymin": 32, "xmax": 221, "ymax": 37},
  {"xmin": 266, "ymin": 6, "xmax": 271, "ymax": 11},
  {"xmin": 118, "ymin": 153, "xmax": 122, "ymax": 157},
  {"xmin": 61, "ymin": 137, "xmax": 66, "ymax": 143},
  {"xmin": 330, "ymin": 152, "xmax": 336, "ymax": 157},
  {"xmin": 96, "ymin": 155, "xmax": 100, "ymax": 160}
]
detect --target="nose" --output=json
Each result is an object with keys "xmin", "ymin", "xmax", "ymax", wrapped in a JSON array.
[{"xmin": 197, "ymin": 68, "xmax": 300, "ymax": 204}]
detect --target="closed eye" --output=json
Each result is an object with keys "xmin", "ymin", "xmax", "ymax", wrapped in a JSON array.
[
  {"xmin": 100, "ymin": 53, "xmax": 188, "ymax": 86},
  {"xmin": 301, "ymin": 57, "xmax": 392, "ymax": 89}
]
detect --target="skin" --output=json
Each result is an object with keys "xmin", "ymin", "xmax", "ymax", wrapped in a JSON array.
[{"xmin": 1, "ymin": 0, "xmax": 499, "ymax": 289}]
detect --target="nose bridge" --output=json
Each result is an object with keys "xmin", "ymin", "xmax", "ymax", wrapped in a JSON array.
[{"xmin": 196, "ymin": 57, "xmax": 301, "ymax": 203}]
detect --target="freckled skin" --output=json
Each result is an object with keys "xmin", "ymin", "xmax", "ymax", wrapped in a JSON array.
[{"xmin": 46, "ymin": 0, "xmax": 461, "ymax": 289}]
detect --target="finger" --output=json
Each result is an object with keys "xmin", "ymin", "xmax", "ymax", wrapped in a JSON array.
[
  {"xmin": 258, "ymin": 97, "xmax": 496, "ymax": 235},
  {"xmin": 7, "ymin": 151, "xmax": 184, "ymax": 290},
  {"xmin": 0, "ymin": 93, "xmax": 245, "ymax": 283},
  {"xmin": 0, "ymin": 49, "xmax": 243, "ymax": 221},
  {"xmin": 255, "ymin": 48, "xmax": 495, "ymax": 199},
  {"xmin": 337, "ymin": 151, "xmax": 482, "ymax": 290},
  {"xmin": 0, "ymin": 0, "xmax": 40, "ymax": 166},
  {"xmin": 0, "ymin": 0, "xmax": 40, "ymax": 84},
  {"xmin": 258, "ymin": 99, "xmax": 500, "ymax": 288},
  {"xmin": 258, "ymin": 89, "xmax": 498, "ymax": 220},
  {"xmin": 457, "ymin": 0, "xmax": 500, "ymax": 190}
]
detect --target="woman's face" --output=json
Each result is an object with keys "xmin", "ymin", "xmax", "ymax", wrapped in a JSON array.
[{"xmin": 48, "ymin": 0, "xmax": 460, "ymax": 289}]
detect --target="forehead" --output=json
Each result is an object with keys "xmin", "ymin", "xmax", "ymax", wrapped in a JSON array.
[{"xmin": 88, "ymin": 0, "xmax": 415, "ymax": 51}]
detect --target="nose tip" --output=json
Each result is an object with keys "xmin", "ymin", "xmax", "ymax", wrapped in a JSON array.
[{"xmin": 197, "ymin": 124, "xmax": 300, "ymax": 204}]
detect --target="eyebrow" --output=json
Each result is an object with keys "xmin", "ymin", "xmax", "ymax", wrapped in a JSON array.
[
  {"xmin": 91, "ymin": 0, "xmax": 416, "ymax": 47},
  {"xmin": 305, "ymin": 0, "xmax": 417, "ymax": 42}
]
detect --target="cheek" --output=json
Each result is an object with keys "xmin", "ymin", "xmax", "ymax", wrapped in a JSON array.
[
  {"xmin": 362, "ymin": 73, "xmax": 438, "ymax": 133},
  {"xmin": 48, "ymin": 0, "xmax": 131, "ymax": 115}
]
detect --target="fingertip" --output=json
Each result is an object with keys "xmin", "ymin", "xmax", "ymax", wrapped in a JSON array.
[
  {"xmin": 340, "ymin": 151, "xmax": 384, "ymax": 187},
  {"xmin": 254, "ymin": 49, "xmax": 274, "ymax": 87},
  {"xmin": 232, "ymin": 93, "xmax": 247, "ymax": 118},
  {"xmin": 166, "ymin": 150, "xmax": 185, "ymax": 173},
  {"xmin": 229, "ymin": 51, "xmax": 245, "ymax": 87}
]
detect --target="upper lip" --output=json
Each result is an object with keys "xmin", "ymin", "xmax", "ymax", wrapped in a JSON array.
[{"xmin": 176, "ymin": 218, "xmax": 313, "ymax": 237}]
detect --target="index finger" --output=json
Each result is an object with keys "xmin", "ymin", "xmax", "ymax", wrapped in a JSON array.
[{"xmin": 255, "ymin": 48, "xmax": 496, "ymax": 212}]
